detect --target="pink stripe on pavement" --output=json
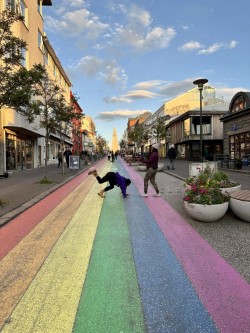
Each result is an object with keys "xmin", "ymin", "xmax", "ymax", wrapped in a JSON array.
[
  {"xmin": 123, "ymin": 161, "xmax": 250, "ymax": 333},
  {"xmin": 0, "ymin": 160, "xmax": 105, "ymax": 259}
]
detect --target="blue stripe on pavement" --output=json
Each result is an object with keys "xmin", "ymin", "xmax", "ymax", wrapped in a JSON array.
[{"xmin": 117, "ymin": 160, "xmax": 218, "ymax": 333}]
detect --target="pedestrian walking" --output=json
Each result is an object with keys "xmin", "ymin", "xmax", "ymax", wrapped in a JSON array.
[
  {"xmin": 64, "ymin": 147, "xmax": 72, "ymax": 168},
  {"xmin": 141, "ymin": 143, "xmax": 161, "ymax": 197},
  {"xmin": 108, "ymin": 151, "xmax": 111, "ymax": 161},
  {"xmin": 88, "ymin": 170, "xmax": 131, "ymax": 198},
  {"xmin": 57, "ymin": 149, "xmax": 63, "ymax": 168},
  {"xmin": 167, "ymin": 144, "xmax": 177, "ymax": 170}
]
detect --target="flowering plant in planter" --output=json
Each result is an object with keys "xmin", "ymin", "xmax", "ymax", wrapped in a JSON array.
[
  {"xmin": 212, "ymin": 171, "xmax": 240, "ymax": 188},
  {"xmin": 183, "ymin": 173, "xmax": 230, "ymax": 205}
]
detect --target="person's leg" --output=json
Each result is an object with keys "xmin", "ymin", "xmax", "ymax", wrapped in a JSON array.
[
  {"xmin": 149, "ymin": 169, "xmax": 160, "ymax": 195},
  {"xmin": 167, "ymin": 158, "xmax": 170, "ymax": 170},
  {"xmin": 171, "ymin": 158, "xmax": 175, "ymax": 170},
  {"xmin": 144, "ymin": 169, "xmax": 151, "ymax": 196}
]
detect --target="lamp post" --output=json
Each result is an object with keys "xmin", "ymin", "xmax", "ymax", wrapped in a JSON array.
[{"xmin": 193, "ymin": 78, "xmax": 208, "ymax": 161}]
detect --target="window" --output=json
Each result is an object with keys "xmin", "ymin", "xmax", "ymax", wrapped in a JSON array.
[
  {"xmin": 191, "ymin": 116, "xmax": 211, "ymax": 135},
  {"xmin": 21, "ymin": 47, "xmax": 27, "ymax": 68},
  {"xmin": 38, "ymin": 30, "xmax": 43, "ymax": 51},
  {"xmin": 20, "ymin": 0, "xmax": 27, "ymax": 26},
  {"xmin": 182, "ymin": 118, "xmax": 190, "ymax": 137}
]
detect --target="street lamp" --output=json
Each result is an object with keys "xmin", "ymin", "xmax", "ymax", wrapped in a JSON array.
[{"xmin": 193, "ymin": 78, "xmax": 208, "ymax": 161}]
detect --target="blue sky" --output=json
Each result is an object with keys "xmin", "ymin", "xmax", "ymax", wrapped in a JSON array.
[{"xmin": 43, "ymin": 0, "xmax": 249, "ymax": 145}]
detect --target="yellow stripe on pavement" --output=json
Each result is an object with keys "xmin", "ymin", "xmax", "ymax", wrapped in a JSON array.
[{"xmin": 1, "ymin": 163, "xmax": 111, "ymax": 333}]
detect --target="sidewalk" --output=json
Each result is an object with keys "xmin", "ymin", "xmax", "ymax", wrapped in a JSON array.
[
  {"xmin": 0, "ymin": 157, "xmax": 249, "ymax": 333},
  {"xmin": 0, "ymin": 159, "xmax": 94, "ymax": 225}
]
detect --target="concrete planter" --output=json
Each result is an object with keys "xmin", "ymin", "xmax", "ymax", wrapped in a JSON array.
[
  {"xmin": 157, "ymin": 163, "xmax": 164, "ymax": 172},
  {"xmin": 220, "ymin": 184, "xmax": 241, "ymax": 195},
  {"xmin": 137, "ymin": 165, "xmax": 147, "ymax": 171},
  {"xmin": 183, "ymin": 201, "xmax": 229, "ymax": 222},
  {"xmin": 230, "ymin": 198, "xmax": 250, "ymax": 222}
]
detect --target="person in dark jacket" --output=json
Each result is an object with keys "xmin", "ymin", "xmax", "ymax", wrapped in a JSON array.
[
  {"xmin": 167, "ymin": 144, "xmax": 177, "ymax": 170},
  {"xmin": 88, "ymin": 170, "xmax": 131, "ymax": 198},
  {"xmin": 140, "ymin": 143, "xmax": 161, "ymax": 197},
  {"xmin": 64, "ymin": 147, "xmax": 72, "ymax": 168}
]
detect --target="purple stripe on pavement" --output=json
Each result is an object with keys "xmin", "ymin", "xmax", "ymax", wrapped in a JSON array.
[{"xmin": 122, "ymin": 161, "xmax": 250, "ymax": 333}]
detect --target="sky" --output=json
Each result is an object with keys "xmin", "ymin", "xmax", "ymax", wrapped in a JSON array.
[{"xmin": 43, "ymin": 0, "xmax": 250, "ymax": 145}]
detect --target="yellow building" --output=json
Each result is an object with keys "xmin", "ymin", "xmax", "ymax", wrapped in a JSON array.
[
  {"xmin": 81, "ymin": 116, "xmax": 96, "ymax": 153},
  {"xmin": 0, "ymin": 0, "xmax": 72, "ymax": 173}
]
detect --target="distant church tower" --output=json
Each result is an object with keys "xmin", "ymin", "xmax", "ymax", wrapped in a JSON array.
[{"xmin": 111, "ymin": 128, "xmax": 119, "ymax": 152}]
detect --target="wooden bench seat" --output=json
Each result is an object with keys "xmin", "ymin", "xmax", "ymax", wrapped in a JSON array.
[{"xmin": 230, "ymin": 190, "xmax": 250, "ymax": 202}]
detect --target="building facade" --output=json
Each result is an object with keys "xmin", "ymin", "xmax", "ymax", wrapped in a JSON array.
[
  {"xmin": 166, "ymin": 102, "xmax": 229, "ymax": 160},
  {"xmin": 1, "ymin": 0, "xmax": 74, "ymax": 173},
  {"xmin": 220, "ymin": 92, "xmax": 250, "ymax": 159}
]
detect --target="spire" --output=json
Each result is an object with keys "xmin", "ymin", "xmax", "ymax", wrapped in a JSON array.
[{"xmin": 111, "ymin": 128, "xmax": 119, "ymax": 152}]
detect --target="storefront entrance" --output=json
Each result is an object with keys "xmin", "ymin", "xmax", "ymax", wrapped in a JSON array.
[{"xmin": 6, "ymin": 133, "xmax": 34, "ymax": 170}]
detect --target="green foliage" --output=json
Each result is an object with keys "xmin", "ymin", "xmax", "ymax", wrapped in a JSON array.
[
  {"xmin": 151, "ymin": 116, "xmax": 166, "ymax": 143},
  {"xmin": 96, "ymin": 134, "xmax": 108, "ymax": 154},
  {"xmin": 39, "ymin": 178, "xmax": 53, "ymax": 184},
  {"xmin": 128, "ymin": 123, "xmax": 149, "ymax": 150},
  {"xmin": 183, "ymin": 167, "xmax": 235, "ymax": 205}
]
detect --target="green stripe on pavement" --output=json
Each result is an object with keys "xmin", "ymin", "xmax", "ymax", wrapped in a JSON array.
[{"xmin": 73, "ymin": 187, "xmax": 146, "ymax": 333}]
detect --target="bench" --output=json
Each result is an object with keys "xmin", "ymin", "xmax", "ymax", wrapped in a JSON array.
[{"xmin": 230, "ymin": 190, "xmax": 250, "ymax": 222}]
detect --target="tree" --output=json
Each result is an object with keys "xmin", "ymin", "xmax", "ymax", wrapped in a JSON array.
[
  {"xmin": 151, "ymin": 116, "xmax": 166, "ymax": 143},
  {"xmin": 128, "ymin": 123, "xmax": 149, "ymax": 153},
  {"xmin": 0, "ymin": 6, "xmax": 43, "ymax": 175},
  {"xmin": 17, "ymin": 64, "xmax": 79, "ymax": 179},
  {"xmin": 96, "ymin": 134, "xmax": 108, "ymax": 155}
]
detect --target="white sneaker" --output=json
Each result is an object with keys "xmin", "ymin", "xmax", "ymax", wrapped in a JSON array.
[
  {"xmin": 153, "ymin": 193, "xmax": 161, "ymax": 197},
  {"xmin": 143, "ymin": 193, "xmax": 148, "ymax": 197}
]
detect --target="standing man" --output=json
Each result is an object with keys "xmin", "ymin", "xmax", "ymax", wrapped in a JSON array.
[
  {"xmin": 57, "ymin": 149, "xmax": 63, "ymax": 168},
  {"xmin": 167, "ymin": 144, "xmax": 177, "ymax": 170},
  {"xmin": 141, "ymin": 143, "xmax": 161, "ymax": 197},
  {"xmin": 64, "ymin": 147, "xmax": 72, "ymax": 168}
]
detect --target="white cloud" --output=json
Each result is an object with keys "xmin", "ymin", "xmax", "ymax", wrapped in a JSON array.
[
  {"xmin": 134, "ymin": 80, "xmax": 166, "ymax": 90},
  {"xmin": 179, "ymin": 41, "xmax": 203, "ymax": 52},
  {"xmin": 127, "ymin": 4, "xmax": 152, "ymax": 28},
  {"xmin": 104, "ymin": 89, "xmax": 160, "ymax": 104},
  {"xmin": 179, "ymin": 40, "xmax": 238, "ymax": 55},
  {"xmin": 70, "ymin": 56, "xmax": 127, "ymax": 86},
  {"xmin": 215, "ymin": 86, "xmax": 246, "ymax": 103},
  {"xmin": 227, "ymin": 40, "xmax": 238, "ymax": 49},
  {"xmin": 45, "ymin": 9, "xmax": 109, "ymax": 38},
  {"xmin": 198, "ymin": 43, "xmax": 223, "ymax": 55},
  {"xmin": 95, "ymin": 109, "xmax": 151, "ymax": 121},
  {"xmin": 159, "ymin": 79, "xmax": 194, "ymax": 98}
]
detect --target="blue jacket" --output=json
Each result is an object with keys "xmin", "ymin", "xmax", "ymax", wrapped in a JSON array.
[{"xmin": 115, "ymin": 172, "xmax": 127, "ymax": 197}]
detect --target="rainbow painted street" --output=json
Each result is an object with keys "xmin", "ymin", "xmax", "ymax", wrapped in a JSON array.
[{"xmin": 0, "ymin": 158, "xmax": 250, "ymax": 333}]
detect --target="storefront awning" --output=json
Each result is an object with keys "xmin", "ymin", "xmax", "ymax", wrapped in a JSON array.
[{"xmin": 5, "ymin": 127, "xmax": 44, "ymax": 139}]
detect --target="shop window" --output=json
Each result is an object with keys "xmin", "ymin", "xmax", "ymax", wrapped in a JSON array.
[
  {"xmin": 191, "ymin": 116, "xmax": 211, "ymax": 135},
  {"xmin": 182, "ymin": 118, "xmax": 190, "ymax": 136}
]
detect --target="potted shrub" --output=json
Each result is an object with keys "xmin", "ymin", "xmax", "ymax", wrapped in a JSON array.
[
  {"xmin": 211, "ymin": 171, "xmax": 241, "ymax": 194},
  {"xmin": 183, "ymin": 173, "xmax": 230, "ymax": 222}
]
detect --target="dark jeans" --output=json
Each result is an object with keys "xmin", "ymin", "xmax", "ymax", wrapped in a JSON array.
[{"xmin": 96, "ymin": 172, "xmax": 116, "ymax": 192}]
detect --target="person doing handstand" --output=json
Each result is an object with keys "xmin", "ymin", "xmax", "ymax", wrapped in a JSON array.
[{"xmin": 88, "ymin": 169, "xmax": 131, "ymax": 198}]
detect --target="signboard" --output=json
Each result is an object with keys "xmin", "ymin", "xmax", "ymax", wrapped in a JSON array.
[
  {"xmin": 69, "ymin": 155, "xmax": 79, "ymax": 170},
  {"xmin": 189, "ymin": 162, "xmax": 217, "ymax": 177}
]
